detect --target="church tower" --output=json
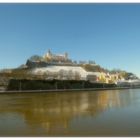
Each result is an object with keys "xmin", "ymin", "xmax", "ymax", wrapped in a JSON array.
[
  {"xmin": 43, "ymin": 49, "xmax": 52, "ymax": 61},
  {"xmin": 46, "ymin": 49, "xmax": 52, "ymax": 58}
]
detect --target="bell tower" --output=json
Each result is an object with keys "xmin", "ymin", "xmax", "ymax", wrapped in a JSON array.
[{"xmin": 46, "ymin": 49, "xmax": 51, "ymax": 57}]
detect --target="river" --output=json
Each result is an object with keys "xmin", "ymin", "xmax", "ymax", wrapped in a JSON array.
[{"xmin": 0, "ymin": 89, "xmax": 140, "ymax": 136}]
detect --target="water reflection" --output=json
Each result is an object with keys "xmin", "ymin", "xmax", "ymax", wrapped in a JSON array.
[{"xmin": 0, "ymin": 89, "xmax": 139, "ymax": 136}]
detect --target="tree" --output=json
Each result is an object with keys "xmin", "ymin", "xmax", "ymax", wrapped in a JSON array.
[
  {"xmin": 88, "ymin": 60, "xmax": 96, "ymax": 65},
  {"xmin": 75, "ymin": 72, "xmax": 81, "ymax": 80},
  {"xmin": 67, "ymin": 70, "xmax": 74, "ymax": 80},
  {"xmin": 29, "ymin": 55, "xmax": 43, "ymax": 62},
  {"xmin": 59, "ymin": 69, "xmax": 65, "ymax": 80}
]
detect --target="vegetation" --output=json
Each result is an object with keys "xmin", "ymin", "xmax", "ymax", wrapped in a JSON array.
[
  {"xmin": 81, "ymin": 64, "xmax": 109, "ymax": 73},
  {"xmin": 29, "ymin": 55, "xmax": 44, "ymax": 62},
  {"xmin": 7, "ymin": 79, "xmax": 116, "ymax": 90}
]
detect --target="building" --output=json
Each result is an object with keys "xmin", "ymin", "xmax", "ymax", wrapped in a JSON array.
[
  {"xmin": 43, "ymin": 49, "xmax": 71, "ymax": 63},
  {"xmin": 86, "ymin": 72, "xmax": 101, "ymax": 83}
]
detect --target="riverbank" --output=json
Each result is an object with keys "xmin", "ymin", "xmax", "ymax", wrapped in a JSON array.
[
  {"xmin": 7, "ymin": 79, "xmax": 116, "ymax": 91},
  {"xmin": 1, "ymin": 79, "xmax": 140, "ymax": 94},
  {"xmin": 1, "ymin": 86, "xmax": 140, "ymax": 94}
]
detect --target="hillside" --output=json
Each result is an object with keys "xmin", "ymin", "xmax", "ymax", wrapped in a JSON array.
[{"xmin": 0, "ymin": 50, "xmax": 139, "ymax": 89}]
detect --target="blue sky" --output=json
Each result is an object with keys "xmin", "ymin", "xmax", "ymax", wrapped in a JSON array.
[{"xmin": 0, "ymin": 4, "xmax": 140, "ymax": 76}]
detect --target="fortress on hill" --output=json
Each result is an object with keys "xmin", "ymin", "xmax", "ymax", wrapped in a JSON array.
[
  {"xmin": 1, "ymin": 49, "xmax": 139, "ymax": 92},
  {"xmin": 27, "ymin": 49, "xmax": 96, "ymax": 66},
  {"xmin": 43, "ymin": 49, "xmax": 72, "ymax": 64},
  {"xmin": 24, "ymin": 49, "xmax": 140, "ymax": 86}
]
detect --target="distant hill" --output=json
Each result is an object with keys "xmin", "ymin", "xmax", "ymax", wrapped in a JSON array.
[{"xmin": 0, "ymin": 51, "xmax": 139, "ymax": 88}]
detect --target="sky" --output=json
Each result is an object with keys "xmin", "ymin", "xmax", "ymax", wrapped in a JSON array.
[{"xmin": 0, "ymin": 3, "xmax": 140, "ymax": 76}]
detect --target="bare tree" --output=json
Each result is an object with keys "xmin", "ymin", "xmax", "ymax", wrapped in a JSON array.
[
  {"xmin": 67, "ymin": 70, "xmax": 74, "ymax": 80},
  {"xmin": 74, "ymin": 71, "xmax": 81, "ymax": 80},
  {"xmin": 59, "ymin": 69, "xmax": 65, "ymax": 80}
]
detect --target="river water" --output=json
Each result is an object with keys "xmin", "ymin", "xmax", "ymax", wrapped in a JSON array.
[{"xmin": 0, "ymin": 89, "xmax": 140, "ymax": 136}]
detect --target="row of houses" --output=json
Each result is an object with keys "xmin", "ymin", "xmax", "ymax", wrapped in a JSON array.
[{"xmin": 87, "ymin": 72, "xmax": 124, "ymax": 84}]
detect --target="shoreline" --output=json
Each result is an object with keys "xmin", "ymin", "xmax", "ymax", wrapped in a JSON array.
[{"xmin": 0, "ymin": 86, "xmax": 140, "ymax": 94}]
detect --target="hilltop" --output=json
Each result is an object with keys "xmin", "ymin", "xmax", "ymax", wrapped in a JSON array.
[
  {"xmin": 0, "ymin": 50, "xmax": 138, "ymax": 87},
  {"xmin": 0, "ymin": 49, "xmax": 140, "ymax": 92}
]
